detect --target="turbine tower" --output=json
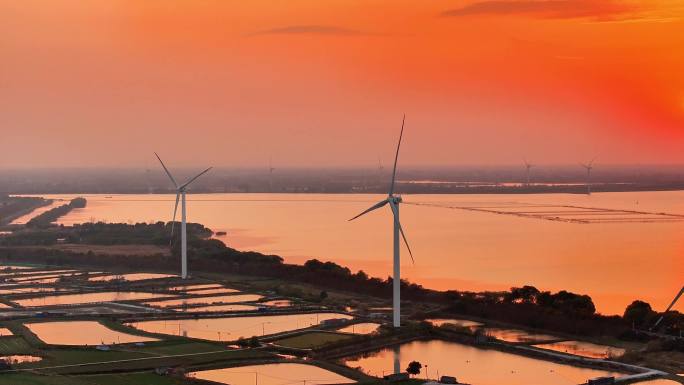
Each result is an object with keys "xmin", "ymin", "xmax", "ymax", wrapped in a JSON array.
[
  {"xmin": 268, "ymin": 157, "xmax": 275, "ymax": 193},
  {"xmin": 349, "ymin": 114, "xmax": 414, "ymax": 329},
  {"xmin": 580, "ymin": 159, "xmax": 595, "ymax": 195},
  {"xmin": 523, "ymin": 159, "xmax": 534, "ymax": 187},
  {"xmin": 155, "ymin": 153, "xmax": 212, "ymax": 279}
]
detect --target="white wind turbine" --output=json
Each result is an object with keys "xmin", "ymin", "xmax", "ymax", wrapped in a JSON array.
[
  {"xmin": 155, "ymin": 153, "xmax": 212, "ymax": 279},
  {"xmin": 349, "ymin": 115, "xmax": 414, "ymax": 328},
  {"xmin": 523, "ymin": 159, "xmax": 534, "ymax": 187},
  {"xmin": 580, "ymin": 159, "xmax": 595, "ymax": 195}
]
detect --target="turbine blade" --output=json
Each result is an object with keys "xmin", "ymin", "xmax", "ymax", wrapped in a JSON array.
[
  {"xmin": 180, "ymin": 167, "xmax": 213, "ymax": 189},
  {"xmin": 389, "ymin": 201, "xmax": 414, "ymax": 264},
  {"xmin": 155, "ymin": 152, "xmax": 178, "ymax": 188},
  {"xmin": 170, "ymin": 192, "xmax": 180, "ymax": 245},
  {"xmin": 349, "ymin": 200, "xmax": 388, "ymax": 221},
  {"xmin": 388, "ymin": 114, "xmax": 405, "ymax": 196}
]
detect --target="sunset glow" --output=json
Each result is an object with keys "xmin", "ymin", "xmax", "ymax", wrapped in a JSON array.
[{"xmin": 2, "ymin": 0, "xmax": 684, "ymax": 167}]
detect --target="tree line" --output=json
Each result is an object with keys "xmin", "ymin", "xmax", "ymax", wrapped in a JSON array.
[{"xmin": 0, "ymin": 219, "xmax": 681, "ymax": 341}]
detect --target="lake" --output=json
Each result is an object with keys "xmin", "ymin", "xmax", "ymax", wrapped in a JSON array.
[{"xmin": 31, "ymin": 192, "xmax": 684, "ymax": 315}]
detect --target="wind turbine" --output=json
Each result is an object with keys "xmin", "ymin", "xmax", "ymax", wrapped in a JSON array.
[
  {"xmin": 651, "ymin": 286, "xmax": 684, "ymax": 331},
  {"xmin": 155, "ymin": 153, "xmax": 212, "ymax": 279},
  {"xmin": 523, "ymin": 159, "xmax": 534, "ymax": 187},
  {"xmin": 349, "ymin": 114, "xmax": 414, "ymax": 328},
  {"xmin": 580, "ymin": 159, "xmax": 595, "ymax": 195},
  {"xmin": 268, "ymin": 157, "xmax": 276, "ymax": 192}
]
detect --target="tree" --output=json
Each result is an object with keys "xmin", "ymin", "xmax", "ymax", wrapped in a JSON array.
[
  {"xmin": 406, "ymin": 361, "xmax": 422, "ymax": 376},
  {"xmin": 505, "ymin": 286, "xmax": 540, "ymax": 304},
  {"xmin": 623, "ymin": 300, "xmax": 655, "ymax": 327}
]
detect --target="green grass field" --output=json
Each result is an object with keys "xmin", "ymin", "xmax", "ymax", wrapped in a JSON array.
[
  {"xmin": 273, "ymin": 332, "xmax": 354, "ymax": 349},
  {"xmin": 0, "ymin": 336, "xmax": 33, "ymax": 355},
  {"xmin": 0, "ymin": 372, "xmax": 187, "ymax": 385}
]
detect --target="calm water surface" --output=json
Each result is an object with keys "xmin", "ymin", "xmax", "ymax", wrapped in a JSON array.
[
  {"xmin": 342, "ymin": 340, "xmax": 622, "ymax": 385},
  {"xmin": 427, "ymin": 318, "xmax": 484, "ymax": 329},
  {"xmin": 89, "ymin": 273, "xmax": 176, "ymax": 282},
  {"xmin": 26, "ymin": 321, "xmax": 158, "ymax": 345},
  {"xmin": 166, "ymin": 284, "xmax": 223, "ymax": 292},
  {"xmin": 187, "ymin": 363, "xmax": 355, "ymax": 385},
  {"xmin": 533, "ymin": 340, "xmax": 625, "ymax": 359},
  {"xmin": 337, "ymin": 322, "xmax": 382, "ymax": 334},
  {"xmin": 184, "ymin": 288, "xmax": 240, "ymax": 295},
  {"xmin": 174, "ymin": 304, "xmax": 260, "ymax": 312},
  {"xmin": 36, "ymin": 192, "xmax": 684, "ymax": 315},
  {"xmin": 144, "ymin": 294, "xmax": 263, "ymax": 308},
  {"xmin": 483, "ymin": 328, "xmax": 560, "ymax": 343},
  {"xmin": 260, "ymin": 300, "xmax": 293, "ymax": 307},
  {"xmin": 15, "ymin": 291, "xmax": 170, "ymax": 307},
  {"xmin": 127, "ymin": 313, "xmax": 352, "ymax": 341}
]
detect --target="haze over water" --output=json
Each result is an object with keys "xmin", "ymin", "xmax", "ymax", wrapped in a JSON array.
[{"xmin": 37, "ymin": 191, "xmax": 684, "ymax": 315}]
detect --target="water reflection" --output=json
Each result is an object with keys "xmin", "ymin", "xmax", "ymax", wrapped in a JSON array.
[
  {"xmin": 128, "ymin": 313, "xmax": 353, "ymax": 341},
  {"xmin": 188, "ymin": 363, "xmax": 355, "ymax": 385},
  {"xmin": 483, "ymin": 328, "xmax": 560, "ymax": 343},
  {"xmin": 182, "ymin": 288, "xmax": 240, "ymax": 295},
  {"xmin": 144, "ymin": 294, "xmax": 263, "ymax": 308},
  {"xmin": 174, "ymin": 304, "xmax": 259, "ymax": 312},
  {"xmin": 0, "ymin": 355, "xmax": 42, "ymax": 364},
  {"xmin": 89, "ymin": 273, "xmax": 176, "ymax": 282},
  {"xmin": 260, "ymin": 300, "xmax": 293, "ymax": 307},
  {"xmin": 534, "ymin": 340, "xmax": 626, "ymax": 359},
  {"xmin": 15, "ymin": 292, "xmax": 170, "ymax": 307},
  {"xmin": 166, "ymin": 284, "xmax": 223, "ymax": 292},
  {"xmin": 426, "ymin": 319, "xmax": 483, "ymax": 329},
  {"xmin": 26, "ymin": 321, "xmax": 158, "ymax": 345},
  {"xmin": 35, "ymin": 192, "xmax": 684, "ymax": 315},
  {"xmin": 337, "ymin": 323, "xmax": 381, "ymax": 335},
  {"xmin": 342, "ymin": 340, "xmax": 623, "ymax": 385}
]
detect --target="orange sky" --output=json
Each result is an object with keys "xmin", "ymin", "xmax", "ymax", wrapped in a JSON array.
[{"xmin": 1, "ymin": 0, "xmax": 684, "ymax": 168}]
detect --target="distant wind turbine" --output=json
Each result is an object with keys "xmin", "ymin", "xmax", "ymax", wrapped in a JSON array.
[
  {"xmin": 349, "ymin": 114, "xmax": 414, "ymax": 328},
  {"xmin": 580, "ymin": 159, "xmax": 595, "ymax": 195},
  {"xmin": 155, "ymin": 153, "xmax": 212, "ymax": 279},
  {"xmin": 268, "ymin": 157, "xmax": 275, "ymax": 192},
  {"xmin": 523, "ymin": 159, "xmax": 534, "ymax": 187}
]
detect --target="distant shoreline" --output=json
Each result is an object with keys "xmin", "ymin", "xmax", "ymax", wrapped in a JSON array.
[{"xmin": 8, "ymin": 183, "xmax": 684, "ymax": 195}]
